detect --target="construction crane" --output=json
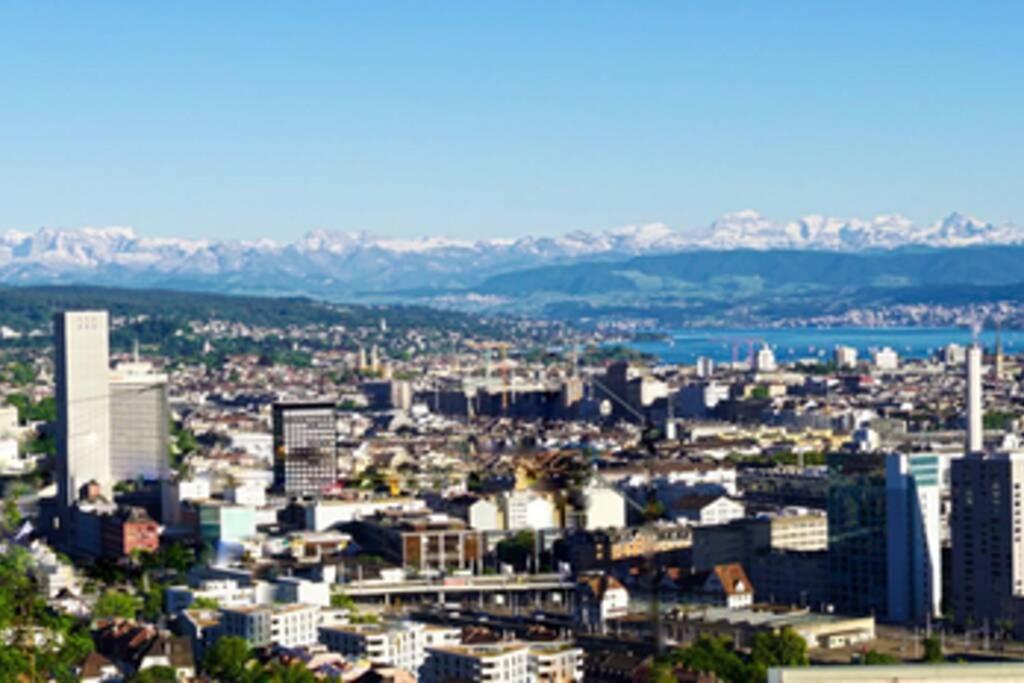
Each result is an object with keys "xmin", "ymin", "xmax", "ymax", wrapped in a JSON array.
[{"xmin": 586, "ymin": 371, "xmax": 675, "ymax": 655}]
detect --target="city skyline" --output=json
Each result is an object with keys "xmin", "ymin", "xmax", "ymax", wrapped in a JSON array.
[
  {"xmin": 5, "ymin": 3, "xmax": 1024, "ymax": 680},
  {"xmin": 2, "ymin": 2, "xmax": 1023, "ymax": 241}
]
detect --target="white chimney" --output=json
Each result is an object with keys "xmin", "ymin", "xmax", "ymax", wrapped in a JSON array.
[{"xmin": 966, "ymin": 344, "xmax": 983, "ymax": 453}]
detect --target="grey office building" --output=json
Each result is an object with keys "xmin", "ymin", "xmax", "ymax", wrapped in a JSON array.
[
  {"xmin": 110, "ymin": 362, "xmax": 170, "ymax": 482},
  {"xmin": 273, "ymin": 402, "xmax": 337, "ymax": 497}
]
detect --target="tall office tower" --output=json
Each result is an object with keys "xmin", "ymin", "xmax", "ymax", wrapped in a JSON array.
[
  {"xmin": 272, "ymin": 402, "xmax": 338, "ymax": 497},
  {"xmin": 827, "ymin": 451, "xmax": 888, "ymax": 617},
  {"xmin": 951, "ymin": 451, "xmax": 1024, "ymax": 637},
  {"xmin": 109, "ymin": 361, "xmax": 170, "ymax": 482},
  {"xmin": 966, "ymin": 344, "xmax": 984, "ymax": 453},
  {"xmin": 885, "ymin": 453, "xmax": 942, "ymax": 624},
  {"xmin": 55, "ymin": 311, "xmax": 112, "ymax": 514}
]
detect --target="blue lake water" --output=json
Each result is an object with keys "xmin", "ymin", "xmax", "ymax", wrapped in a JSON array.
[{"xmin": 622, "ymin": 327, "xmax": 1024, "ymax": 365}]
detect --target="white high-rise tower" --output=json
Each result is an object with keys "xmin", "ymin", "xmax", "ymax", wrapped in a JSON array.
[
  {"xmin": 966, "ymin": 343, "xmax": 983, "ymax": 453},
  {"xmin": 55, "ymin": 311, "xmax": 112, "ymax": 513}
]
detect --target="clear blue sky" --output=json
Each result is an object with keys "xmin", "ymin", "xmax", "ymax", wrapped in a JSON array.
[{"xmin": 1, "ymin": 1, "xmax": 1021, "ymax": 241}]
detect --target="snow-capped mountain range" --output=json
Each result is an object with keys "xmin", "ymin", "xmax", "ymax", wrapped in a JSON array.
[{"xmin": 1, "ymin": 211, "xmax": 1019, "ymax": 297}]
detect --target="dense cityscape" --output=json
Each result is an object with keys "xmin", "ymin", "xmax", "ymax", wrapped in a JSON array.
[
  {"xmin": 5, "ymin": 3, "xmax": 1022, "ymax": 682},
  {"xmin": 0, "ymin": 302, "xmax": 1022, "ymax": 682}
]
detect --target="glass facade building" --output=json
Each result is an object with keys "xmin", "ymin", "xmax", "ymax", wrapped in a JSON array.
[{"xmin": 272, "ymin": 402, "xmax": 337, "ymax": 497}]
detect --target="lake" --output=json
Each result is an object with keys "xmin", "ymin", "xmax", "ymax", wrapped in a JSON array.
[{"xmin": 622, "ymin": 327, "xmax": 1023, "ymax": 365}]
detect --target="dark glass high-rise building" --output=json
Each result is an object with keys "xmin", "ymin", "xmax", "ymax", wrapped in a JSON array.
[
  {"xmin": 272, "ymin": 402, "xmax": 337, "ymax": 497},
  {"xmin": 827, "ymin": 451, "xmax": 888, "ymax": 617}
]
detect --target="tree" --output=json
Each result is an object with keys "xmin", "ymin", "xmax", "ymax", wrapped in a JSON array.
[
  {"xmin": 157, "ymin": 542, "xmax": 194, "ymax": 574},
  {"xmin": 674, "ymin": 636, "xmax": 748, "ymax": 683},
  {"xmin": 922, "ymin": 635, "xmax": 943, "ymax": 663},
  {"xmin": 751, "ymin": 628, "xmax": 809, "ymax": 668},
  {"xmin": 94, "ymin": 589, "xmax": 141, "ymax": 620},
  {"xmin": 264, "ymin": 661, "xmax": 316, "ymax": 683},
  {"xmin": 748, "ymin": 628, "xmax": 808, "ymax": 682},
  {"xmin": 330, "ymin": 592, "xmax": 354, "ymax": 610},
  {"xmin": 191, "ymin": 596, "xmax": 221, "ymax": 610},
  {"xmin": 862, "ymin": 650, "xmax": 899, "ymax": 665},
  {"xmin": 140, "ymin": 581, "xmax": 166, "ymax": 622},
  {"xmin": 1, "ymin": 495, "xmax": 22, "ymax": 534},
  {"xmin": 202, "ymin": 635, "xmax": 253, "ymax": 681},
  {"xmin": 496, "ymin": 530, "xmax": 536, "ymax": 571},
  {"xmin": 132, "ymin": 665, "xmax": 179, "ymax": 682},
  {"xmin": 0, "ymin": 546, "xmax": 94, "ymax": 681},
  {"xmin": 5, "ymin": 361, "xmax": 36, "ymax": 386},
  {"xmin": 648, "ymin": 661, "xmax": 678, "ymax": 683}
]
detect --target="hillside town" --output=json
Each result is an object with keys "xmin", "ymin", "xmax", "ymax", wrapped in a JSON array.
[{"xmin": 3, "ymin": 309, "xmax": 1024, "ymax": 682}]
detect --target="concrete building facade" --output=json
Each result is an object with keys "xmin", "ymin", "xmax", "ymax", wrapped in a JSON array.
[{"xmin": 55, "ymin": 311, "xmax": 112, "ymax": 527}]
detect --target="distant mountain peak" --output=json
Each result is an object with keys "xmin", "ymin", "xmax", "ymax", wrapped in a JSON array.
[{"xmin": 0, "ymin": 211, "xmax": 1020, "ymax": 296}]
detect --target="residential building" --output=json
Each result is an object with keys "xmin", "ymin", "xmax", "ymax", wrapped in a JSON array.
[
  {"xmin": 528, "ymin": 642, "xmax": 585, "ymax": 683},
  {"xmin": 569, "ymin": 484, "xmax": 626, "ymax": 530},
  {"xmin": 671, "ymin": 494, "xmax": 744, "ymax": 526},
  {"xmin": 165, "ymin": 579, "xmax": 257, "ymax": 614},
  {"xmin": 700, "ymin": 563, "xmax": 756, "ymax": 608},
  {"xmin": 318, "ymin": 620, "xmax": 460, "ymax": 675},
  {"xmin": 575, "ymin": 574, "xmax": 629, "ymax": 632},
  {"xmin": 500, "ymin": 489, "xmax": 557, "ymax": 530},
  {"xmin": 101, "ymin": 506, "xmax": 160, "ymax": 559},
  {"xmin": 421, "ymin": 643, "xmax": 531, "ymax": 683},
  {"xmin": 219, "ymin": 603, "xmax": 320, "ymax": 648}
]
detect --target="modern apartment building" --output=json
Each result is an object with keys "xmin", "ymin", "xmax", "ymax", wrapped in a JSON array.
[
  {"xmin": 318, "ymin": 620, "xmax": 460, "ymax": 674},
  {"xmin": 219, "ymin": 603, "xmax": 319, "ymax": 648},
  {"xmin": 528, "ymin": 642, "xmax": 585, "ymax": 683},
  {"xmin": 421, "ymin": 643, "xmax": 531, "ymax": 683}
]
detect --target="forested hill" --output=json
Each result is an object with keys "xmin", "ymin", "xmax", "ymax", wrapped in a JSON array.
[{"xmin": 0, "ymin": 285, "xmax": 497, "ymax": 335}]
